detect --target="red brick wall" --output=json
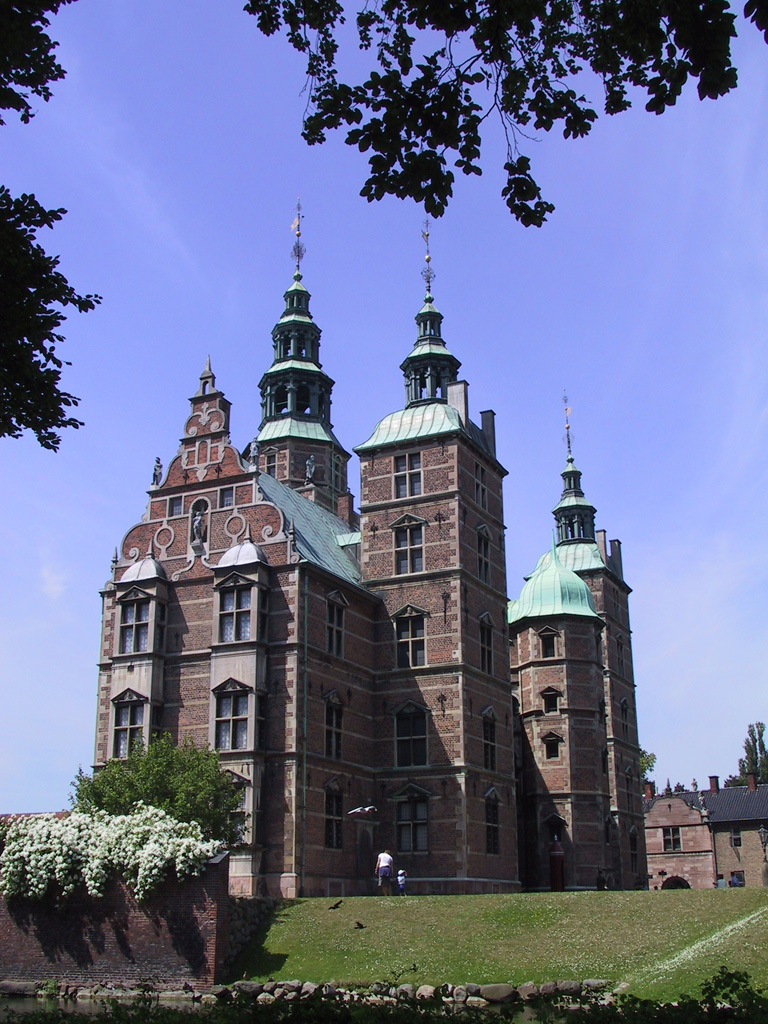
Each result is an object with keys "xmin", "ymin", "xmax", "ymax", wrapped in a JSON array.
[{"xmin": 0, "ymin": 856, "xmax": 230, "ymax": 988}]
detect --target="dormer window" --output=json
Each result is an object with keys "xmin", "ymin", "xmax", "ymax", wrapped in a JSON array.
[
  {"xmin": 543, "ymin": 732, "xmax": 562, "ymax": 760},
  {"xmin": 542, "ymin": 688, "xmax": 560, "ymax": 714},
  {"xmin": 538, "ymin": 627, "xmax": 559, "ymax": 659}
]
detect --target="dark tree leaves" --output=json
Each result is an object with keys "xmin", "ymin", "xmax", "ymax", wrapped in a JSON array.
[
  {"xmin": 724, "ymin": 722, "xmax": 768, "ymax": 786},
  {"xmin": 0, "ymin": 187, "xmax": 100, "ymax": 450},
  {"xmin": 1, "ymin": 1, "xmax": 99, "ymax": 450},
  {"xmin": 244, "ymin": 0, "xmax": 751, "ymax": 225}
]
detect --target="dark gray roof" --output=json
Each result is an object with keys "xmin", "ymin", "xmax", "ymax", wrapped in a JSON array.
[
  {"xmin": 644, "ymin": 785, "xmax": 768, "ymax": 824},
  {"xmin": 257, "ymin": 472, "xmax": 362, "ymax": 587}
]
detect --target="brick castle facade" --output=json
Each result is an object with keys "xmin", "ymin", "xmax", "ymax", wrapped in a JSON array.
[{"xmin": 94, "ymin": 264, "xmax": 647, "ymax": 896}]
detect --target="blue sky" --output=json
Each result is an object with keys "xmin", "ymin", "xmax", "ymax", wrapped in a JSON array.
[{"xmin": 1, "ymin": 1, "xmax": 767, "ymax": 812}]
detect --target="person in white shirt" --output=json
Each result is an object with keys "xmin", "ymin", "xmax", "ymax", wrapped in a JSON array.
[{"xmin": 375, "ymin": 850, "xmax": 393, "ymax": 894}]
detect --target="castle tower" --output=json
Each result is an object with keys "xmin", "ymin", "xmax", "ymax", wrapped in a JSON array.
[
  {"xmin": 256, "ymin": 269, "xmax": 355, "ymax": 523},
  {"xmin": 509, "ymin": 445, "xmax": 647, "ymax": 889},
  {"xmin": 355, "ymin": 261, "xmax": 519, "ymax": 891},
  {"xmin": 508, "ymin": 540, "xmax": 609, "ymax": 890}
]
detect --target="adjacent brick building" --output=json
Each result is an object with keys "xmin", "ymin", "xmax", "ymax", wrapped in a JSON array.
[
  {"xmin": 94, "ymin": 264, "xmax": 646, "ymax": 896},
  {"xmin": 644, "ymin": 775, "xmax": 768, "ymax": 889}
]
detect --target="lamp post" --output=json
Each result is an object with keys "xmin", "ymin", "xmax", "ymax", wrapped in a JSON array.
[{"xmin": 758, "ymin": 824, "xmax": 768, "ymax": 861}]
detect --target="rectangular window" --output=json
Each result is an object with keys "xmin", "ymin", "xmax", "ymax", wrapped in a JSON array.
[
  {"xmin": 155, "ymin": 602, "xmax": 166, "ymax": 652},
  {"xmin": 325, "ymin": 791, "xmax": 343, "ymax": 849},
  {"xmin": 662, "ymin": 826, "xmax": 682, "ymax": 852},
  {"xmin": 543, "ymin": 691, "xmax": 559, "ymax": 714},
  {"xmin": 617, "ymin": 638, "xmax": 626, "ymax": 677},
  {"xmin": 231, "ymin": 788, "xmax": 248, "ymax": 845},
  {"xmin": 625, "ymin": 772, "xmax": 634, "ymax": 811},
  {"xmin": 480, "ymin": 621, "xmax": 493, "ymax": 675},
  {"xmin": 396, "ymin": 616, "xmax": 425, "ymax": 668},
  {"xmin": 541, "ymin": 634, "xmax": 556, "ymax": 658},
  {"xmin": 396, "ymin": 708, "xmax": 427, "ymax": 766},
  {"xmin": 474, "ymin": 462, "xmax": 487, "ymax": 509},
  {"xmin": 397, "ymin": 798, "xmax": 428, "ymax": 852},
  {"xmin": 256, "ymin": 694, "xmax": 267, "ymax": 749},
  {"xmin": 215, "ymin": 691, "xmax": 248, "ymax": 750},
  {"xmin": 325, "ymin": 703, "xmax": 342, "ymax": 759},
  {"xmin": 265, "ymin": 453, "xmax": 277, "ymax": 477},
  {"xmin": 395, "ymin": 525, "xmax": 423, "ymax": 574},
  {"xmin": 169, "ymin": 496, "xmax": 183, "ymax": 517},
  {"xmin": 326, "ymin": 602, "xmax": 344, "ymax": 657},
  {"xmin": 730, "ymin": 829, "xmax": 742, "ymax": 848},
  {"xmin": 258, "ymin": 589, "xmax": 269, "ymax": 642},
  {"xmin": 630, "ymin": 832, "xmax": 638, "ymax": 873},
  {"xmin": 219, "ymin": 587, "xmax": 251, "ymax": 642},
  {"xmin": 114, "ymin": 700, "xmax": 144, "ymax": 757},
  {"xmin": 394, "ymin": 453, "xmax": 421, "ymax": 498},
  {"xmin": 120, "ymin": 599, "xmax": 150, "ymax": 654},
  {"xmin": 477, "ymin": 532, "xmax": 490, "ymax": 583},
  {"xmin": 620, "ymin": 700, "xmax": 629, "ymax": 738},
  {"xmin": 220, "ymin": 487, "xmax": 234, "ymax": 508},
  {"xmin": 486, "ymin": 799, "xmax": 499, "ymax": 854},
  {"xmin": 483, "ymin": 717, "xmax": 496, "ymax": 771},
  {"xmin": 545, "ymin": 736, "xmax": 560, "ymax": 760}
]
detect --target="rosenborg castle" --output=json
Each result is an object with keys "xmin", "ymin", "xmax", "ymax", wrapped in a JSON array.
[{"xmin": 95, "ymin": 264, "xmax": 647, "ymax": 897}]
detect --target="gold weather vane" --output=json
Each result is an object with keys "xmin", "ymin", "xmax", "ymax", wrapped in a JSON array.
[
  {"xmin": 290, "ymin": 198, "xmax": 305, "ymax": 273},
  {"xmin": 563, "ymin": 391, "xmax": 573, "ymax": 456},
  {"xmin": 421, "ymin": 217, "xmax": 435, "ymax": 296}
]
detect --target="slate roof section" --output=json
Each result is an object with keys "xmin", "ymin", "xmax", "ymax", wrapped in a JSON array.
[
  {"xmin": 257, "ymin": 472, "xmax": 362, "ymax": 586},
  {"xmin": 644, "ymin": 785, "xmax": 768, "ymax": 823}
]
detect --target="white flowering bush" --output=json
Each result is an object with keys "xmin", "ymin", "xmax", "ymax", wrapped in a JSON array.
[{"xmin": 0, "ymin": 804, "xmax": 223, "ymax": 902}]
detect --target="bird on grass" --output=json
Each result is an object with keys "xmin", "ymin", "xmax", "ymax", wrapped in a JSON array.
[{"xmin": 354, "ymin": 921, "xmax": 366, "ymax": 929}]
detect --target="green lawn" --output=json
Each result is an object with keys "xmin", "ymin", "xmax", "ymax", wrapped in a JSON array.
[{"xmin": 236, "ymin": 889, "xmax": 768, "ymax": 1002}]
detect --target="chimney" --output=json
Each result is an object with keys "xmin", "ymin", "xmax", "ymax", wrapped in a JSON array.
[
  {"xmin": 480, "ymin": 409, "xmax": 496, "ymax": 457},
  {"xmin": 596, "ymin": 530, "xmax": 608, "ymax": 563},
  {"xmin": 447, "ymin": 380, "xmax": 469, "ymax": 425},
  {"xmin": 609, "ymin": 538, "xmax": 624, "ymax": 579},
  {"xmin": 709, "ymin": 775, "xmax": 720, "ymax": 794},
  {"xmin": 747, "ymin": 772, "xmax": 757, "ymax": 792},
  {"xmin": 644, "ymin": 781, "xmax": 656, "ymax": 799}
]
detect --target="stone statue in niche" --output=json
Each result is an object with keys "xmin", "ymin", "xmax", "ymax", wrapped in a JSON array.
[
  {"xmin": 248, "ymin": 438, "xmax": 259, "ymax": 471},
  {"xmin": 191, "ymin": 507, "xmax": 207, "ymax": 554},
  {"xmin": 304, "ymin": 454, "xmax": 316, "ymax": 484},
  {"xmin": 152, "ymin": 457, "xmax": 163, "ymax": 486}
]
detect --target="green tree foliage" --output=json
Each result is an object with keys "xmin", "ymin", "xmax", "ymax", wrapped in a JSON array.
[
  {"xmin": 245, "ymin": 0, "xmax": 768, "ymax": 226},
  {"xmin": 640, "ymin": 748, "xmax": 656, "ymax": 782},
  {"xmin": 1, "ymin": 1, "xmax": 99, "ymax": 450},
  {"xmin": 71, "ymin": 734, "xmax": 244, "ymax": 845},
  {"xmin": 725, "ymin": 721, "xmax": 768, "ymax": 786}
]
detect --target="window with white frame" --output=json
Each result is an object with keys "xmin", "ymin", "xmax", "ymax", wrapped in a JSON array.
[
  {"xmin": 326, "ymin": 598, "xmax": 344, "ymax": 657},
  {"xmin": 477, "ymin": 528, "xmax": 490, "ymax": 583},
  {"xmin": 474, "ymin": 461, "xmax": 487, "ymax": 509},
  {"xmin": 394, "ymin": 453, "xmax": 421, "ymax": 498},
  {"xmin": 662, "ymin": 826, "xmax": 682, "ymax": 852},
  {"xmin": 730, "ymin": 828, "xmax": 742, "ymax": 848},
  {"xmin": 219, "ymin": 585, "xmax": 251, "ymax": 642},
  {"xmin": 119, "ymin": 597, "xmax": 150, "ymax": 653},
  {"xmin": 325, "ymin": 701, "xmax": 343, "ymax": 759},
  {"xmin": 396, "ymin": 705, "xmax": 427, "ymax": 766},
  {"xmin": 220, "ymin": 487, "xmax": 234, "ymax": 508},
  {"xmin": 540, "ymin": 628, "xmax": 558, "ymax": 659},
  {"xmin": 215, "ymin": 689, "xmax": 249, "ymax": 750},
  {"xmin": 396, "ymin": 614, "xmax": 426, "ymax": 668},
  {"xmin": 397, "ymin": 793, "xmax": 428, "ymax": 852},
  {"xmin": 113, "ymin": 694, "xmax": 145, "ymax": 757},
  {"xmin": 486, "ymin": 792, "xmax": 500, "ymax": 854},
  {"xmin": 395, "ymin": 524, "xmax": 423, "ymax": 574},
  {"xmin": 483, "ymin": 711, "xmax": 497, "ymax": 771},
  {"xmin": 169, "ymin": 496, "xmax": 183, "ymax": 517},
  {"xmin": 479, "ymin": 617, "xmax": 493, "ymax": 674},
  {"xmin": 265, "ymin": 452, "xmax": 277, "ymax": 476},
  {"xmin": 325, "ymin": 788, "xmax": 343, "ymax": 849}
]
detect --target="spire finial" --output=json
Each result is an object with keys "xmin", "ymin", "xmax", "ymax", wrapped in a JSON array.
[
  {"xmin": 563, "ymin": 391, "xmax": 572, "ymax": 458},
  {"xmin": 421, "ymin": 217, "xmax": 435, "ymax": 299},
  {"xmin": 290, "ymin": 198, "xmax": 305, "ymax": 277}
]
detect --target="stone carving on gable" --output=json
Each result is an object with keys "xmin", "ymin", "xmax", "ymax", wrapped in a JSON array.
[{"xmin": 185, "ymin": 401, "xmax": 226, "ymax": 437}]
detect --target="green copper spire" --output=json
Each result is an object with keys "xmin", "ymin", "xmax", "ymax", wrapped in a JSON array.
[
  {"xmin": 552, "ymin": 399, "xmax": 597, "ymax": 543},
  {"xmin": 400, "ymin": 219, "xmax": 461, "ymax": 406},
  {"xmin": 258, "ymin": 210, "xmax": 336, "ymax": 433}
]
